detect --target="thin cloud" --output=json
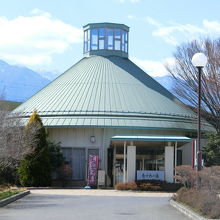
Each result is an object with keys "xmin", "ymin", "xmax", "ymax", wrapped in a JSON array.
[
  {"xmin": 144, "ymin": 17, "xmax": 161, "ymax": 27},
  {"xmin": 131, "ymin": 57, "xmax": 175, "ymax": 77},
  {"xmin": 0, "ymin": 9, "xmax": 82, "ymax": 68},
  {"xmin": 145, "ymin": 17, "xmax": 220, "ymax": 45},
  {"xmin": 127, "ymin": 15, "xmax": 136, "ymax": 20}
]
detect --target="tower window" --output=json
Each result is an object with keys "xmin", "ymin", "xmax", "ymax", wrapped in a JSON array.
[{"xmin": 91, "ymin": 29, "xmax": 98, "ymax": 50}]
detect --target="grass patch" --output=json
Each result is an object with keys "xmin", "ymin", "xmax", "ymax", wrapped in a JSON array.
[{"xmin": 0, "ymin": 190, "xmax": 23, "ymax": 200}]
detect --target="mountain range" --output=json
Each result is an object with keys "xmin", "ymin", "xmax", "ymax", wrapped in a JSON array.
[
  {"xmin": 0, "ymin": 60, "xmax": 51, "ymax": 102},
  {"xmin": 0, "ymin": 59, "xmax": 175, "ymax": 102}
]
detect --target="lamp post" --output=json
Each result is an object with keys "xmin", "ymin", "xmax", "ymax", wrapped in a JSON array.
[{"xmin": 192, "ymin": 53, "xmax": 207, "ymax": 171}]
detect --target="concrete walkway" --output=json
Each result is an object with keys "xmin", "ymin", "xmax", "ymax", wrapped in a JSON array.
[{"xmin": 0, "ymin": 189, "xmax": 189, "ymax": 220}]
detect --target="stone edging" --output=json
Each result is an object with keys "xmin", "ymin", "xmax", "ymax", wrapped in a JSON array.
[
  {"xmin": 170, "ymin": 199, "xmax": 219, "ymax": 220},
  {"xmin": 0, "ymin": 190, "xmax": 30, "ymax": 207}
]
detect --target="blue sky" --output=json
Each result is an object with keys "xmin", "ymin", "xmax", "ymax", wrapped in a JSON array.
[{"xmin": 1, "ymin": 0, "xmax": 220, "ymax": 77}]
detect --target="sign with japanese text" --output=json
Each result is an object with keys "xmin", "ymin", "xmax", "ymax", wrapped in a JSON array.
[
  {"xmin": 87, "ymin": 155, "xmax": 99, "ymax": 186},
  {"xmin": 137, "ymin": 170, "xmax": 165, "ymax": 181},
  {"xmin": 98, "ymin": 170, "xmax": 105, "ymax": 186}
]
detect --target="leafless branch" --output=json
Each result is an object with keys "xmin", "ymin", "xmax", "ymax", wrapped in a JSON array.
[
  {"xmin": 166, "ymin": 38, "xmax": 220, "ymax": 130},
  {"xmin": 0, "ymin": 102, "xmax": 39, "ymax": 169}
]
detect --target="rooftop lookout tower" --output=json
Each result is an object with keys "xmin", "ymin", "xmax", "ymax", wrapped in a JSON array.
[{"xmin": 83, "ymin": 23, "xmax": 129, "ymax": 58}]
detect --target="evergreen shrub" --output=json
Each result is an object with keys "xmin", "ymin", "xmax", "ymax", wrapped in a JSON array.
[{"xmin": 18, "ymin": 111, "xmax": 51, "ymax": 187}]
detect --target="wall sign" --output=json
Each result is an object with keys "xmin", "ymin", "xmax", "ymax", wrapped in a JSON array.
[{"xmin": 137, "ymin": 170, "xmax": 165, "ymax": 181}]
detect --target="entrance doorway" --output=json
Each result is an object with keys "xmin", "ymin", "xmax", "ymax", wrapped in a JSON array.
[{"xmin": 136, "ymin": 146, "xmax": 165, "ymax": 171}]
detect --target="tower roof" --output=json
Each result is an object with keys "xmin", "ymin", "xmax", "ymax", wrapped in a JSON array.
[{"xmin": 14, "ymin": 55, "xmax": 212, "ymax": 131}]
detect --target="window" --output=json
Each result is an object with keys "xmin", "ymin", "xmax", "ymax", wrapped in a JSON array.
[
  {"xmin": 99, "ymin": 28, "xmax": 105, "ymax": 38},
  {"xmin": 114, "ymin": 29, "xmax": 121, "ymax": 51},
  {"xmin": 99, "ymin": 39, "xmax": 104, "ymax": 49},
  {"xmin": 136, "ymin": 146, "xmax": 165, "ymax": 171},
  {"xmin": 115, "ymin": 29, "xmax": 121, "ymax": 40},
  {"xmin": 84, "ymin": 30, "xmax": 87, "ymax": 53},
  {"xmin": 83, "ymin": 29, "xmax": 90, "ymax": 52},
  {"xmin": 115, "ymin": 40, "xmax": 121, "ymax": 50},
  {"xmin": 124, "ymin": 31, "xmax": 128, "ymax": 53},
  {"xmin": 121, "ymin": 30, "xmax": 125, "ymax": 52},
  {"xmin": 87, "ymin": 29, "xmax": 90, "ymax": 51},
  {"xmin": 107, "ymin": 29, "xmax": 113, "ymax": 50},
  {"xmin": 98, "ymin": 28, "xmax": 105, "ymax": 50},
  {"xmin": 125, "ymin": 42, "xmax": 128, "ymax": 53},
  {"xmin": 91, "ymin": 29, "xmax": 98, "ymax": 50}
]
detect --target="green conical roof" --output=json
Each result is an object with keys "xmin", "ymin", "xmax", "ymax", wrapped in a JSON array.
[{"xmin": 14, "ymin": 56, "xmax": 212, "ymax": 131}]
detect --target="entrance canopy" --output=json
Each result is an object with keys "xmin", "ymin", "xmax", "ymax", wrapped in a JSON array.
[{"xmin": 111, "ymin": 135, "xmax": 191, "ymax": 142}]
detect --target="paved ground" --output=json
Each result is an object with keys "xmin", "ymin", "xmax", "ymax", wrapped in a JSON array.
[{"xmin": 0, "ymin": 189, "xmax": 189, "ymax": 220}]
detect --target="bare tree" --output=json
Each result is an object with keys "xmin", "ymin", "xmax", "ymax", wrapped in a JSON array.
[
  {"xmin": 165, "ymin": 38, "xmax": 220, "ymax": 131},
  {"xmin": 0, "ymin": 102, "xmax": 38, "ymax": 169}
]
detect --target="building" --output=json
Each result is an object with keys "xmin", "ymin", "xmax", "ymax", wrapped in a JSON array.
[{"xmin": 14, "ymin": 23, "xmax": 213, "ymax": 186}]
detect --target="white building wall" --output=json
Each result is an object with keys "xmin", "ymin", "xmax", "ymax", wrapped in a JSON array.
[
  {"xmin": 49, "ymin": 128, "xmax": 105, "ymax": 169},
  {"xmin": 48, "ymin": 127, "xmax": 191, "ymax": 184},
  {"xmin": 179, "ymin": 142, "xmax": 192, "ymax": 165},
  {"xmin": 179, "ymin": 139, "xmax": 207, "ymax": 166}
]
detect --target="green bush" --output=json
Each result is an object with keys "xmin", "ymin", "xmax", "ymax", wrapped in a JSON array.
[
  {"xmin": 203, "ymin": 132, "xmax": 220, "ymax": 166},
  {"xmin": 0, "ymin": 166, "xmax": 19, "ymax": 186}
]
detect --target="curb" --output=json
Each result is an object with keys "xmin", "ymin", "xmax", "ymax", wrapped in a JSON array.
[
  {"xmin": 170, "ymin": 199, "xmax": 219, "ymax": 220},
  {"xmin": 0, "ymin": 190, "xmax": 30, "ymax": 207}
]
